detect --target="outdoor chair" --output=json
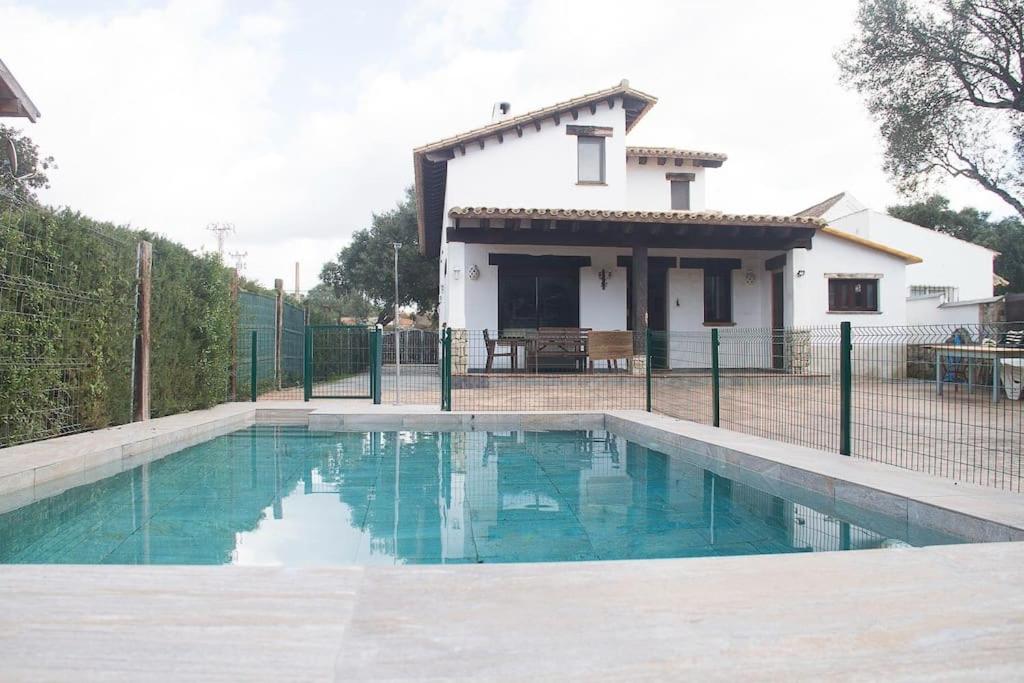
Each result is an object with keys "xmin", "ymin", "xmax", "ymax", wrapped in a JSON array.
[
  {"xmin": 587, "ymin": 331, "xmax": 633, "ymax": 372},
  {"xmin": 483, "ymin": 329, "xmax": 516, "ymax": 371},
  {"xmin": 942, "ymin": 329, "xmax": 972, "ymax": 390}
]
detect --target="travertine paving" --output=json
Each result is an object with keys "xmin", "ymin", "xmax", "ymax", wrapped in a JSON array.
[{"xmin": 1, "ymin": 542, "xmax": 1022, "ymax": 681}]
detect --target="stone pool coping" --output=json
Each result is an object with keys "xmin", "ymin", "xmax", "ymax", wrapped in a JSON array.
[
  {"xmin": 2, "ymin": 542, "xmax": 1022, "ymax": 680},
  {"xmin": 1, "ymin": 400, "xmax": 1021, "ymax": 541},
  {"xmin": 2, "ymin": 401, "xmax": 1023, "ymax": 680}
]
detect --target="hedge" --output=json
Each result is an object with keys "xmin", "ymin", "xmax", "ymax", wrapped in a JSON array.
[{"xmin": 0, "ymin": 205, "xmax": 235, "ymax": 447}]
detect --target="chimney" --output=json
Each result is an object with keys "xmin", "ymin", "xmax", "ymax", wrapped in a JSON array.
[
  {"xmin": 294, "ymin": 261, "xmax": 300, "ymax": 296},
  {"xmin": 491, "ymin": 101, "xmax": 511, "ymax": 121}
]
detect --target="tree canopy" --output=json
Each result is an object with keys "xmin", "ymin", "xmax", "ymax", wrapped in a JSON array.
[
  {"xmin": 0, "ymin": 123, "xmax": 55, "ymax": 207},
  {"xmin": 887, "ymin": 194, "xmax": 1024, "ymax": 291},
  {"xmin": 838, "ymin": 0, "xmax": 1024, "ymax": 217},
  {"xmin": 303, "ymin": 283, "xmax": 374, "ymax": 325},
  {"xmin": 319, "ymin": 187, "xmax": 438, "ymax": 325}
]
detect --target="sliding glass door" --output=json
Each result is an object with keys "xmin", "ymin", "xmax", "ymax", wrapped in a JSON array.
[{"xmin": 497, "ymin": 267, "xmax": 580, "ymax": 331}]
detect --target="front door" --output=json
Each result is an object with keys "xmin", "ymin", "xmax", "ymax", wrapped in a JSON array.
[
  {"xmin": 771, "ymin": 270, "xmax": 785, "ymax": 370},
  {"xmin": 626, "ymin": 267, "xmax": 669, "ymax": 369}
]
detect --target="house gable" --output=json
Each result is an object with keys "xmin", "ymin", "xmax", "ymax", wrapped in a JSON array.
[{"xmin": 414, "ymin": 80, "xmax": 657, "ymax": 256}]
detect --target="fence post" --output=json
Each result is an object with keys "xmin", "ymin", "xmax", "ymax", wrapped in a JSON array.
[
  {"xmin": 840, "ymin": 321, "xmax": 852, "ymax": 456},
  {"xmin": 645, "ymin": 329, "xmax": 653, "ymax": 412},
  {"xmin": 133, "ymin": 240, "xmax": 152, "ymax": 421},
  {"xmin": 373, "ymin": 326, "xmax": 383, "ymax": 405},
  {"xmin": 250, "ymin": 330, "xmax": 258, "ymax": 402},
  {"xmin": 229, "ymin": 268, "xmax": 239, "ymax": 401},
  {"xmin": 303, "ymin": 325, "xmax": 312, "ymax": 402},
  {"xmin": 442, "ymin": 327, "xmax": 452, "ymax": 411},
  {"xmin": 274, "ymin": 278, "xmax": 284, "ymax": 390},
  {"xmin": 711, "ymin": 328, "xmax": 721, "ymax": 428}
]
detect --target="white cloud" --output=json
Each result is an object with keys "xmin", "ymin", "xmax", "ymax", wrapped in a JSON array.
[{"xmin": 0, "ymin": 0, "xmax": 1012, "ymax": 288}]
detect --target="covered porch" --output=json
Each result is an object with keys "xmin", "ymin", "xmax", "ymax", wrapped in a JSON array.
[{"xmin": 441, "ymin": 207, "xmax": 823, "ymax": 372}]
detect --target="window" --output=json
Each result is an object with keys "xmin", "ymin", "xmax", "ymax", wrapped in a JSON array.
[
  {"xmin": 497, "ymin": 267, "xmax": 580, "ymax": 330},
  {"xmin": 577, "ymin": 136, "xmax": 605, "ymax": 183},
  {"xmin": 670, "ymin": 180, "xmax": 690, "ymax": 210},
  {"xmin": 704, "ymin": 270, "xmax": 733, "ymax": 323},
  {"xmin": 829, "ymin": 278, "xmax": 879, "ymax": 312}
]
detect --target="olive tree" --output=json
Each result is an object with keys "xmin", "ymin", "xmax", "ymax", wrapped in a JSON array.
[{"xmin": 838, "ymin": 0, "xmax": 1024, "ymax": 216}]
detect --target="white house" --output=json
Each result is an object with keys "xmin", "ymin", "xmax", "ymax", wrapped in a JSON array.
[
  {"xmin": 797, "ymin": 192, "xmax": 1002, "ymax": 326},
  {"xmin": 413, "ymin": 81, "xmax": 926, "ymax": 369}
]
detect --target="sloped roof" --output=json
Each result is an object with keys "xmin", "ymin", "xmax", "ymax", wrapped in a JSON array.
[
  {"xmin": 626, "ymin": 146, "xmax": 727, "ymax": 167},
  {"xmin": 414, "ymin": 81, "xmax": 657, "ymax": 256},
  {"xmin": 0, "ymin": 58, "xmax": 40, "ymax": 122},
  {"xmin": 796, "ymin": 192, "xmax": 847, "ymax": 218},
  {"xmin": 820, "ymin": 226, "xmax": 922, "ymax": 264},
  {"xmin": 449, "ymin": 206, "xmax": 823, "ymax": 229},
  {"xmin": 415, "ymin": 80, "xmax": 657, "ymax": 156}
]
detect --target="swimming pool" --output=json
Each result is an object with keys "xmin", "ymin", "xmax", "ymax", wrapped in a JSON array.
[{"xmin": 0, "ymin": 426, "xmax": 964, "ymax": 565}]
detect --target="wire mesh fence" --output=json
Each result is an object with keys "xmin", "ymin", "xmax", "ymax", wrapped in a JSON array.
[
  {"xmin": 651, "ymin": 323, "xmax": 1023, "ymax": 492},
  {"xmin": 308, "ymin": 325, "xmax": 372, "ymax": 398},
  {"xmin": 382, "ymin": 329, "xmax": 440, "ymax": 405},
  {"xmin": 850, "ymin": 323, "xmax": 1023, "ymax": 489},
  {"xmin": 236, "ymin": 291, "xmax": 276, "ymax": 400},
  {"xmin": 446, "ymin": 329, "xmax": 645, "ymax": 411},
  {"xmin": 0, "ymin": 209, "xmax": 137, "ymax": 447}
]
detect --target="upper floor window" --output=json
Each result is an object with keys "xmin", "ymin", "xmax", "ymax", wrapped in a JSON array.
[
  {"xmin": 829, "ymin": 278, "xmax": 879, "ymax": 312},
  {"xmin": 577, "ymin": 136, "xmax": 605, "ymax": 184},
  {"xmin": 670, "ymin": 180, "xmax": 690, "ymax": 210}
]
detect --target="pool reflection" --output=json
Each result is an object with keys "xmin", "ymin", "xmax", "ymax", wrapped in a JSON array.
[{"xmin": 0, "ymin": 427, "xmax": 954, "ymax": 565}]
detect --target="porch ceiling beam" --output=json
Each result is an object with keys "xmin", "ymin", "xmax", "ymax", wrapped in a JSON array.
[{"xmin": 446, "ymin": 227, "xmax": 816, "ymax": 251}]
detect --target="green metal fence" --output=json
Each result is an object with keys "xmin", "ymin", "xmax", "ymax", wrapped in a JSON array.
[
  {"xmin": 306, "ymin": 325, "xmax": 372, "ymax": 399},
  {"xmin": 0, "ymin": 209, "xmax": 137, "ymax": 447},
  {"xmin": 651, "ymin": 322, "xmax": 1024, "ymax": 491},
  {"xmin": 236, "ymin": 291, "xmax": 276, "ymax": 400}
]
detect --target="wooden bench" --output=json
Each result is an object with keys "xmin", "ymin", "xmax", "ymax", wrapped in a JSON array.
[{"xmin": 587, "ymin": 331, "xmax": 633, "ymax": 371}]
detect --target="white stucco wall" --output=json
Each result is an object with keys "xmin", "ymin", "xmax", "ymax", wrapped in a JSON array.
[
  {"xmin": 625, "ymin": 159, "xmax": 707, "ymax": 210},
  {"xmin": 826, "ymin": 209, "xmax": 995, "ymax": 302},
  {"xmin": 790, "ymin": 231, "xmax": 908, "ymax": 328},
  {"xmin": 442, "ymin": 100, "xmax": 628, "ymax": 218},
  {"xmin": 907, "ymin": 296, "xmax": 984, "ymax": 326}
]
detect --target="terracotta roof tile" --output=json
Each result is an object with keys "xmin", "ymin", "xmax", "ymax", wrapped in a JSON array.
[
  {"xmin": 626, "ymin": 146, "xmax": 727, "ymax": 163},
  {"xmin": 795, "ymin": 192, "xmax": 847, "ymax": 218},
  {"xmin": 448, "ymin": 206, "xmax": 824, "ymax": 229}
]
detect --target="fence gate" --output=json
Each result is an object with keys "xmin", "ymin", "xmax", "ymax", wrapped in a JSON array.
[{"xmin": 305, "ymin": 325, "xmax": 377, "ymax": 399}]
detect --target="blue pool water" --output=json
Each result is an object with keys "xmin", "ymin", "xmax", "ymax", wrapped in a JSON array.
[{"xmin": 0, "ymin": 427, "xmax": 963, "ymax": 565}]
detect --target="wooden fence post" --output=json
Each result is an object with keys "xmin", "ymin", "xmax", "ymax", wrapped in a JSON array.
[
  {"xmin": 229, "ymin": 268, "xmax": 239, "ymax": 401},
  {"xmin": 133, "ymin": 240, "xmax": 152, "ymax": 421},
  {"xmin": 275, "ymin": 278, "xmax": 284, "ymax": 390}
]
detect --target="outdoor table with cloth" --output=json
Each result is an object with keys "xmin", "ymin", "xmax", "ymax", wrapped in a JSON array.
[{"xmin": 925, "ymin": 344, "xmax": 1024, "ymax": 402}]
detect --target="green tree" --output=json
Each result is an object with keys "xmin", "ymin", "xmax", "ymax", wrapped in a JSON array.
[
  {"xmin": 888, "ymin": 194, "xmax": 1024, "ymax": 291},
  {"xmin": 303, "ymin": 282, "xmax": 374, "ymax": 325},
  {"xmin": 838, "ymin": 0, "xmax": 1024, "ymax": 217},
  {"xmin": 0, "ymin": 123, "xmax": 55, "ymax": 207},
  {"xmin": 320, "ymin": 188, "xmax": 438, "ymax": 325}
]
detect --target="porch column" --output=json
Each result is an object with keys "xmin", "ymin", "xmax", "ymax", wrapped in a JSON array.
[{"xmin": 631, "ymin": 244, "xmax": 648, "ymax": 354}]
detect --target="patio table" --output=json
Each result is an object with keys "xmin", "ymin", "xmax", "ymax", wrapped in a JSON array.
[
  {"xmin": 924, "ymin": 344, "xmax": 1024, "ymax": 403},
  {"xmin": 527, "ymin": 333, "xmax": 589, "ymax": 372}
]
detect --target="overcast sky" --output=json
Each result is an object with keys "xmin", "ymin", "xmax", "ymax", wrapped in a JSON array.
[{"xmin": 2, "ymin": 0, "xmax": 1012, "ymax": 288}]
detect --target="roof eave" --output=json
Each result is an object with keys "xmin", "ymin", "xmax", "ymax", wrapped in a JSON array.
[
  {"xmin": 820, "ymin": 226, "xmax": 922, "ymax": 264},
  {"xmin": 0, "ymin": 59, "xmax": 40, "ymax": 122}
]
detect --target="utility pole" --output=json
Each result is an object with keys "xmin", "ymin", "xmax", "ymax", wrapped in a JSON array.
[
  {"xmin": 228, "ymin": 250, "xmax": 248, "ymax": 275},
  {"xmin": 206, "ymin": 222, "xmax": 235, "ymax": 257},
  {"xmin": 393, "ymin": 242, "xmax": 402, "ymax": 405}
]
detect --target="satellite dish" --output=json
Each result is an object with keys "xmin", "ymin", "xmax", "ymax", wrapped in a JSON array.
[{"xmin": 2, "ymin": 137, "xmax": 16, "ymax": 176}]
